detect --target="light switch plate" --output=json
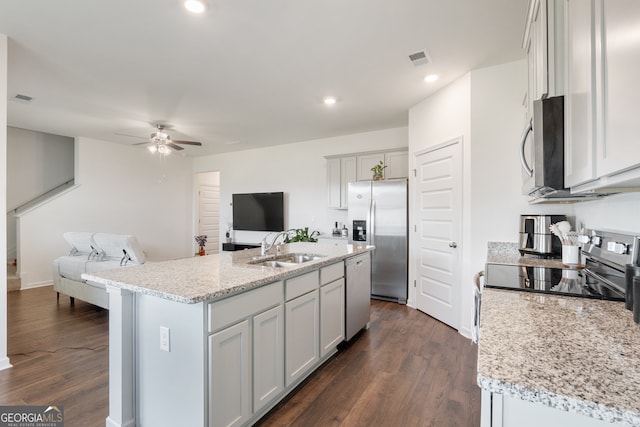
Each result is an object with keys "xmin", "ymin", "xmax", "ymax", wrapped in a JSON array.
[{"xmin": 160, "ymin": 326, "xmax": 170, "ymax": 352}]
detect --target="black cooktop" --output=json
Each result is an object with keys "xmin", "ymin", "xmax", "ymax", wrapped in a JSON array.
[{"xmin": 484, "ymin": 263, "xmax": 625, "ymax": 301}]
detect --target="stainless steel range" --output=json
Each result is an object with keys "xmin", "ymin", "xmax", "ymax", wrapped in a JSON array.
[{"xmin": 485, "ymin": 229, "xmax": 640, "ymax": 301}]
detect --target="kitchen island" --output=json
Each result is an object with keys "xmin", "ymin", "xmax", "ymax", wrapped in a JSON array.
[
  {"xmin": 478, "ymin": 288, "xmax": 640, "ymax": 427},
  {"xmin": 82, "ymin": 242, "xmax": 373, "ymax": 427}
]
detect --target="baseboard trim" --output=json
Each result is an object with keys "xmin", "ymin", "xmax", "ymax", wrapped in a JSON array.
[
  {"xmin": 0, "ymin": 356, "xmax": 13, "ymax": 371},
  {"xmin": 20, "ymin": 281, "xmax": 53, "ymax": 290}
]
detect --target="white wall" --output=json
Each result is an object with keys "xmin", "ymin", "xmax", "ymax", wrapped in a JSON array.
[
  {"xmin": 408, "ymin": 73, "xmax": 471, "ymax": 330},
  {"xmin": 0, "ymin": 33, "xmax": 10, "ymax": 371},
  {"xmin": 7, "ymin": 127, "xmax": 74, "ymax": 209},
  {"xmin": 469, "ymin": 61, "xmax": 573, "ymax": 287},
  {"xmin": 572, "ymin": 193, "xmax": 640, "ymax": 234},
  {"xmin": 409, "ymin": 59, "xmax": 574, "ymax": 337},
  {"xmin": 192, "ymin": 127, "xmax": 408, "ymax": 246},
  {"xmin": 6, "ymin": 127, "xmax": 74, "ymax": 261},
  {"xmin": 17, "ymin": 137, "xmax": 194, "ymax": 288}
]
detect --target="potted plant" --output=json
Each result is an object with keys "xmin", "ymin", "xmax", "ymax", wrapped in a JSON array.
[
  {"xmin": 194, "ymin": 235, "xmax": 207, "ymax": 256},
  {"xmin": 286, "ymin": 227, "xmax": 320, "ymax": 243},
  {"xmin": 371, "ymin": 160, "xmax": 387, "ymax": 181}
]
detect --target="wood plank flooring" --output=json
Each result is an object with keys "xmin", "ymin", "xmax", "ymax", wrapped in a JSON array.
[
  {"xmin": 0, "ymin": 286, "xmax": 480, "ymax": 427},
  {"xmin": 258, "ymin": 300, "xmax": 480, "ymax": 427},
  {"xmin": 0, "ymin": 286, "xmax": 109, "ymax": 427}
]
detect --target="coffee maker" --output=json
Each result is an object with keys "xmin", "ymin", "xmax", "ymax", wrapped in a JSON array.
[{"xmin": 519, "ymin": 214, "xmax": 566, "ymax": 258}]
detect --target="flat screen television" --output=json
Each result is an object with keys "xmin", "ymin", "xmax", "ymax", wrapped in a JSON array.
[{"xmin": 232, "ymin": 192, "xmax": 285, "ymax": 232}]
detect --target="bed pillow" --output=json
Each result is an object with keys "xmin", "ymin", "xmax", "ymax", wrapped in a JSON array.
[
  {"xmin": 63, "ymin": 232, "xmax": 98, "ymax": 257},
  {"xmin": 93, "ymin": 233, "xmax": 146, "ymax": 265}
]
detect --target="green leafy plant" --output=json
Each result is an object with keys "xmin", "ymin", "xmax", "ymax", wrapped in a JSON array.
[
  {"xmin": 371, "ymin": 160, "xmax": 387, "ymax": 180},
  {"xmin": 287, "ymin": 227, "xmax": 320, "ymax": 243}
]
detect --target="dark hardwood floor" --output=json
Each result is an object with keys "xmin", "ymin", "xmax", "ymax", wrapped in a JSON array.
[
  {"xmin": 0, "ymin": 287, "xmax": 480, "ymax": 427},
  {"xmin": 258, "ymin": 299, "xmax": 480, "ymax": 427},
  {"xmin": 0, "ymin": 286, "xmax": 109, "ymax": 427}
]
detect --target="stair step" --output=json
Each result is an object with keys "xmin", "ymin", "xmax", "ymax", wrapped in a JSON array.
[{"xmin": 7, "ymin": 263, "xmax": 21, "ymax": 291}]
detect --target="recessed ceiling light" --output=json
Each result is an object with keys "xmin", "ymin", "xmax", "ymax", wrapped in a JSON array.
[
  {"xmin": 424, "ymin": 74, "xmax": 439, "ymax": 83},
  {"xmin": 184, "ymin": 0, "xmax": 206, "ymax": 13},
  {"xmin": 323, "ymin": 97, "xmax": 337, "ymax": 106}
]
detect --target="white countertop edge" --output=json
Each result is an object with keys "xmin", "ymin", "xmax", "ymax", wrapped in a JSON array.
[{"xmin": 477, "ymin": 374, "xmax": 640, "ymax": 426}]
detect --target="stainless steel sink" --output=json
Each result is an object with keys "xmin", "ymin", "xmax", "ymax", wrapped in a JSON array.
[
  {"xmin": 251, "ymin": 253, "xmax": 325, "ymax": 268},
  {"xmin": 259, "ymin": 260, "xmax": 298, "ymax": 268}
]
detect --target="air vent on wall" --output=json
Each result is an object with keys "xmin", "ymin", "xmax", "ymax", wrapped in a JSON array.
[
  {"xmin": 13, "ymin": 94, "xmax": 33, "ymax": 103},
  {"xmin": 408, "ymin": 50, "xmax": 431, "ymax": 66}
]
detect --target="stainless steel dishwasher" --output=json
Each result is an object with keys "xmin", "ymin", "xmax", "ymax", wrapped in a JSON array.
[{"xmin": 345, "ymin": 252, "xmax": 371, "ymax": 341}]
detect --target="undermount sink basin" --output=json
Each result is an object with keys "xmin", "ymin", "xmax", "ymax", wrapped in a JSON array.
[{"xmin": 251, "ymin": 253, "xmax": 325, "ymax": 268}]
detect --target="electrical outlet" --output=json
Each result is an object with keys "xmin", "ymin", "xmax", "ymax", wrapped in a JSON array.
[{"xmin": 160, "ymin": 326, "xmax": 170, "ymax": 352}]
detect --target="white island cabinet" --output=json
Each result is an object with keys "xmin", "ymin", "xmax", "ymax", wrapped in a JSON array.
[
  {"xmin": 87, "ymin": 243, "xmax": 369, "ymax": 427},
  {"xmin": 208, "ymin": 281, "xmax": 284, "ymax": 427}
]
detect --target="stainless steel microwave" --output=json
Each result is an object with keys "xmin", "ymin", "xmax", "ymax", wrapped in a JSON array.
[{"xmin": 520, "ymin": 96, "xmax": 566, "ymax": 200}]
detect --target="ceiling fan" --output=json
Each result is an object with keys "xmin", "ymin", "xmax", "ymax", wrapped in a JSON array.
[{"xmin": 121, "ymin": 123, "xmax": 203, "ymax": 155}]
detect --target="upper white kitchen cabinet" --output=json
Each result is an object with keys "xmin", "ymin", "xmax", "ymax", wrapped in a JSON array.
[
  {"xmin": 356, "ymin": 153, "xmax": 385, "ymax": 181},
  {"xmin": 564, "ymin": 0, "xmax": 596, "ymax": 187},
  {"xmin": 326, "ymin": 156, "xmax": 356, "ymax": 209},
  {"xmin": 326, "ymin": 149, "xmax": 407, "ymax": 209},
  {"xmin": 565, "ymin": 0, "xmax": 640, "ymax": 192},
  {"xmin": 382, "ymin": 150, "xmax": 408, "ymax": 179},
  {"xmin": 523, "ymin": 0, "xmax": 565, "ymax": 118},
  {"xmin": 355, "ymin": 150, "xmax": 409, "ymax": 181},
  {"xmin": 594, "ymin": 1, "xmax": 640, "ymax": 177}
]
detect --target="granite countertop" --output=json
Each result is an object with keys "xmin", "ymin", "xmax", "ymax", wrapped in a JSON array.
[
  {"xmin": 478, "ymin": 289, "xmax": 640, "ymax": 425},
  {"xmin": 82, "ymin": 242, "xmax": 372, "ymax": 304},
  {"xmin": 486, "ymin": 241, "xmax": 569, "ymax": 269}
]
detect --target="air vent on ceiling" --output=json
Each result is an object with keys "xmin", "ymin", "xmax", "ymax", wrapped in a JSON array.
[
  {"xmin": 408, "ymin": 50, "xmax": 431, "ymax": 66},
  {"xmin": 14, "ymin": 94, "xmax": 33, "ymax": 103}
]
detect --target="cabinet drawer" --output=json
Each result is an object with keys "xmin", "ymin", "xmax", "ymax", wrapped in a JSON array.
[
  {"xmin": 285, "ymin": 270, "xmax": 319, "ymax": 301},
  {"xmin": 209, "ymin": 281, "xmax": 283, "ymax": 332},
  {"xmin": 320, "ymin": 262, "xmax": 344, "ymax": 285}
]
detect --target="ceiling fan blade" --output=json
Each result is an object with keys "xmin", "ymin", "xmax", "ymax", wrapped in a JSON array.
[
  {"xmin": 115, "ymin": 132, "xmax": 149, "ymax": 140},
  {"xmin": 167, "ymin": 143, "xmax": 185, "ymax": 151},
  {"xmin": 172, "ymin": 140, "xmax": 202, "ymax": 146},
  {"xmin": 132, "ymin": 141, "xmax": 151, "ymax": 146}
]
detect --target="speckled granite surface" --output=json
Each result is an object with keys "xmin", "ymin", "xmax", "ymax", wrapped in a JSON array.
[
  {"xmin": 486, "ymin": 241, "xmax": 569, "ymax": 269},
  {"xmin": 82, "ymin": 242, "xmax": 371, "ymax": 304},
  {"xmin": 478, "ymin": 289, "xmax": 640, "ymax": 425}
]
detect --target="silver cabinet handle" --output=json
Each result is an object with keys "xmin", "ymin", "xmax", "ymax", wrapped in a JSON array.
[
  {"xmin": 449, "ymin": 242, "xmax": 458, "ymax": 248},
  {"xmin": 520, "ymin": 119, "xmax": 533, "ymax": 178}
]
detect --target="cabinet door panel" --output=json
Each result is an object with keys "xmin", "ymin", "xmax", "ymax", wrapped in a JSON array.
[
  {"xmin": 357, "ymin": 153, "xmax": 385, "ymax": 181},
  {"xmin": 341, "ymin": 156, "xmax": 357, "ymax": 208},
  {"xmin": 320, "ymin": 279, "xmax": 345, "ymax": 357},
  {"xmin": 327, "ymin": 158, "xmax": 341, "ymax": 208},
  {"xmin": 597, "ymin": 0, "xmax": 640, "ymax": 176},
  {"xmin": 285, "ymin": 290, "xmax": 319, "ymax": 387},
  {"xmin": 565, "ymin": 0, "xmax": 597, "ymax": 187},
  {"xmin": 384, "ymin": 151, "xmax": 408, "ymax": 179},
  {"xmin": 209, "ymin": 320, "xmax": 250, "ymax": 427},
  {"xmin": 253, "ymin": 305, "xmax": 284, "ymax": 413}
]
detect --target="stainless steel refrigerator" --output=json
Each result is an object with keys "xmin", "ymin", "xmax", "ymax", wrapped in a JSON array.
[{"xmin": 347, "ymin": 179, "xmax": 408, "ymax": 304}]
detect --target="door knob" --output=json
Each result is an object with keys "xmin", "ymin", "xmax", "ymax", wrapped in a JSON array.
[{"xmin": 449, "ymin": 242, "xmax": 457, "ymax": 248}]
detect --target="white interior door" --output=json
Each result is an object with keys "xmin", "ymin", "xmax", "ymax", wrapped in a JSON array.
[
  {"xmin": 414, "ymin": 140, "xmax": 462, "ymax": 329},
  {"xmin": 198, "ymin": 184, "xmax": 220, "ymax": 254}
]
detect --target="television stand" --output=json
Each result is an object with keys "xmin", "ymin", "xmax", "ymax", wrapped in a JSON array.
[{"xmin": 222, "ymin": 242, "xmax": 260, "ymax": 252}]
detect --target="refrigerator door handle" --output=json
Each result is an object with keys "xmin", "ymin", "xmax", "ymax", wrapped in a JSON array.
[{"xmin": 370, "ymin": 198, "xmax": 375, "ymax": 246}]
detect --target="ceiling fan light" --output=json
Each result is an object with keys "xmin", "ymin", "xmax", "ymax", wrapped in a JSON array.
[
  {"xmin": 157, "ymin": 145, "xmax": 171, "ymax": 155},
  {"xmin": 185, "ymin": 0, "xmax": 206, "ymax": 13},
  {"xmin": 148, "ymin": 145, "xmax": 158, "ymax": 153}
]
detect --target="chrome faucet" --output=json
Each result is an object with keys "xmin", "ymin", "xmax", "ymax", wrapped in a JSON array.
[{"xmin": 261, "ymin": 230, "xmax": 294, "ymax": 256}]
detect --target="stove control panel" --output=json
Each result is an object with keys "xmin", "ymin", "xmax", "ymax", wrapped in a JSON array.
[{"xmin": 607, "ymin": 241, "xmax": 629, "ymax": 255}]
